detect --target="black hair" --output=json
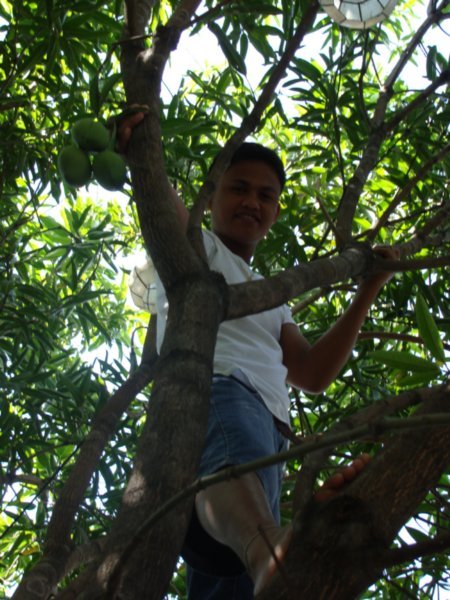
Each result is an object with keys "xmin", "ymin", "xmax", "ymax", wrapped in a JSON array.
[{"xmin": 228, "ymin": 142, "xmax": 286, "ymax": 190}]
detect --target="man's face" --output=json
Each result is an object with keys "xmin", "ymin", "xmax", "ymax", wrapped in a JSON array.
[{"xmin": 209, "ymin": 160, "xmax": 281, "ymax": 251}]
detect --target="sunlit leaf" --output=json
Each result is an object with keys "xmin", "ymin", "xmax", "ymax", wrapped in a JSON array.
[
  {"xmin": 367, "ymin": 350, "xmax": 438, "ymax": 373},
  {"xmin": 415, "ymin": 293, "xmax": 446, "ymax": 363}
]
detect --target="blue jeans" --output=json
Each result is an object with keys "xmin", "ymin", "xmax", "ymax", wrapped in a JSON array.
[
  {"xmin": 186, "ymin": 568, "xmax": 254, "ymax": 600},
  {"xmin": 182, "ymin": 375, "xmax": 288, "ymax": 599}
]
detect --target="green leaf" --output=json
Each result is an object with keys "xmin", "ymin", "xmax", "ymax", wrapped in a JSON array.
[
  {"xmin": 415, "ymin": 293, "xmax": 446, "ymax": 363},
  {"xmin": 208, "ymin": 22, "xmax": 247, "ymax": 75},
  {"xmin": 99, "ymin": 73, "xmax": 122, "ymax": 107},
  {"xmin": 426, "ymin": 45, "xmax": 437, "ymax": 81},
  {"xmin": 405, "ymin": 525, "xmax": 430, "ymax": 543},
  {"xmin": 3, "ymin": 2, "xmax": 450, "ymax": 595},
  {"xmin": 394, "ymin": 369, "xmax": 441, "ymax": 389},
  {"xmin": 367, "ymin": 350, "xmax": 438, "ymax": 373}
]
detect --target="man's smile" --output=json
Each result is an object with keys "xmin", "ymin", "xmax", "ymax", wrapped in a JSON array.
[{"xmin": 234, "ymin": 211, "xmax": 261, "ymax": 224}]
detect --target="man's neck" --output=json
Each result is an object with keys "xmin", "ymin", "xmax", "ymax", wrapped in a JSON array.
[{"xmin": 213, "ymin": 230, "xmax": 255, "ymax": 264}]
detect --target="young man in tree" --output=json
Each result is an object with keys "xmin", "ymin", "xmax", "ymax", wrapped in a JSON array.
[{"xmin": 123, "ymin": 115, "xmax": 399, "ymax": 598}]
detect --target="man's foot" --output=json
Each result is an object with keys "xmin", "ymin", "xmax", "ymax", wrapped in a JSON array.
[
  {"xmin": 246, "ymin": 453, "xmax": 371, "ymax": 596},
  {"xmin": 245, "ymin": 524, "xmax": 293, "ymax": 596},
  {"xmin": 314, "ymin": 452, "xmax": 371, "ymax": 502}
]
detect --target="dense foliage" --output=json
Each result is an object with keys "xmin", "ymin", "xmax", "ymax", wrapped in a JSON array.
[{"xmin": 1, "ymin": 0, "xmax": 449, "ymax": 597}]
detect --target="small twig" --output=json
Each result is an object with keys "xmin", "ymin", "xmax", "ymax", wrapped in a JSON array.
[
  {"xmin": 386, "ymin": 68, "xmax": 450, "ymax": 132},
  {"xmin": 315, "ymin": 194, "xmax": 346, "ymax": 248},
  {"xmin": 190, "ymin": 0, "xmax": 236, "ymax": 26},
  {"xmin": 291, "ymin": 288, "xmax": 327, "ymax": 316},
  {"xmin": 373, "ymin": 255, "xmax": 450, "ymax": 273},
  {"xmin": 358, "ymin": 331, "xmax": 424, "ymax": 345},
  {"xmin": 368, "ymin": 144, "xmax": 450, "ymax": 241}
]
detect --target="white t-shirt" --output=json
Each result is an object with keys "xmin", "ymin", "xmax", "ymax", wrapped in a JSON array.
[{"xmin": 130, "ymin": 230, "xmax": 296, "ymax": 424}]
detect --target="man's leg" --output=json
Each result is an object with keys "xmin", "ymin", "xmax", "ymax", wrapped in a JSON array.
[
  {"xmin": 195, "ymin": 471, "xmax": 291, "ymax": 596},
  {"xmin": 186, "ymin": 565, "xmax": 254, "ymax": 600},
  {"xmin": 196, "ymin": 454, "xmax": 370, "ymax": 596},
  {"xmin": 185, "ymin": 376, "xmax": 286, "ymax": 596}
]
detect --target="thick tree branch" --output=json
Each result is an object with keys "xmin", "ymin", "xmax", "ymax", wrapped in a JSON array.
[
  {"xmin": 227, "ymin": 195, "xmax": 448, "ymax": 321},
  {"xmin": 259, "ymin": 384, "xmax": 450, "ymax": 600},
  {"xmin": 110, "ymin": 3, "xmax": 235, "ymax": 597},
  {"xmin": 85, "ymin": 276, "xmax": 226, "ymax": 598},
  {"xmin": 124, "ymin": 0, "xmax": 156, "ymax": 39},
  {"xmin": 292, "ymin": 385, "xmax": 428, "ymax": 514},
  {"xmin": 227, "ymin": 244, "xmax": 376, "ymax": 320},
  {"xmin": 62, "ymin": 537, "xmax": 107, "ymax": 580},
  {"xmin": 121, "ymin": 0, "xmax": 205, "ymax": 290},
  {"xmin": 343, "ymin": 384, "xmax": 450, "ymax": 541}
]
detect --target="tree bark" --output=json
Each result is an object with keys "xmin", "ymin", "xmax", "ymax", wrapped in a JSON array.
[{"xmin": 258, "ymin": 383, "xmax": 450, "ymax": 599}]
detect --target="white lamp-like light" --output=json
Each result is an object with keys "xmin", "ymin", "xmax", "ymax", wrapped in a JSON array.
[{"xmin": 319, "ymin": 0, "xmax": 401, "ymax": 29}]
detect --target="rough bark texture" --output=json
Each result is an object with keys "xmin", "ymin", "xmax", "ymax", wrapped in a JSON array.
[
  {"xmin": 258, "ymin": 383, "xmax": 450, "ymax": 599},
  {"xmin": 99, "ymin": 274, "xmax": 228, "ymax": 598}
]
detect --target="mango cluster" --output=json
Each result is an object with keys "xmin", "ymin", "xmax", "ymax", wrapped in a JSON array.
[{"xmin": 58, "ymin": 118, "xmax": 127, "ymax": 191}]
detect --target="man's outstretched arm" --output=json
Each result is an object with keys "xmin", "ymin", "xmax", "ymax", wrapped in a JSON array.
[{"xmin": 281, "ymin": 246, "xmax": 400, "ymax": 394}]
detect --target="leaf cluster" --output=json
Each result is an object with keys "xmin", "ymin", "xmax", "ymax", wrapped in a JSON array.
[{"xmin": 1, "ymin": 0, "xmax": 449, "ymax": 596}]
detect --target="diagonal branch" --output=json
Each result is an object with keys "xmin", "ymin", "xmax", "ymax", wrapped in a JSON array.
[
  {"xmin": 45, "ymin": 319, "xmax": 157, "ymax": 549},
  {"xmin": 385, "ymin": 67, "xmax": 450, "ymax": 132},
  {"xmin": 374, "ymin": 0, "xmax": 450, "ymax": 125},
  {"xmin": 367, "ymin": 144, "xmax": 450, "ymax": 241},
  {"xmin": 226, "ymin": 197, "xmax": 449, "ymax": 323},
  {"xmin": 398, "ymin": 201, "xmax": 450, "ymax": 256},
  {"xmin": 187, "ymin": 1, "xmax": 320, "ymax": 234}
]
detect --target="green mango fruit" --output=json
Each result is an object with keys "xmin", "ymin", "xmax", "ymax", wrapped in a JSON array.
[
  {"xmin": 58, "ymin": 145, "xmax": 92, "ymax": 187},
  {"xmin": 71, "ymin": 118, "xmax": 110, "ymax": 152},
  {"xmin": 93, "ymin": 150, "xmax": 127, "ymax": 191}
]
